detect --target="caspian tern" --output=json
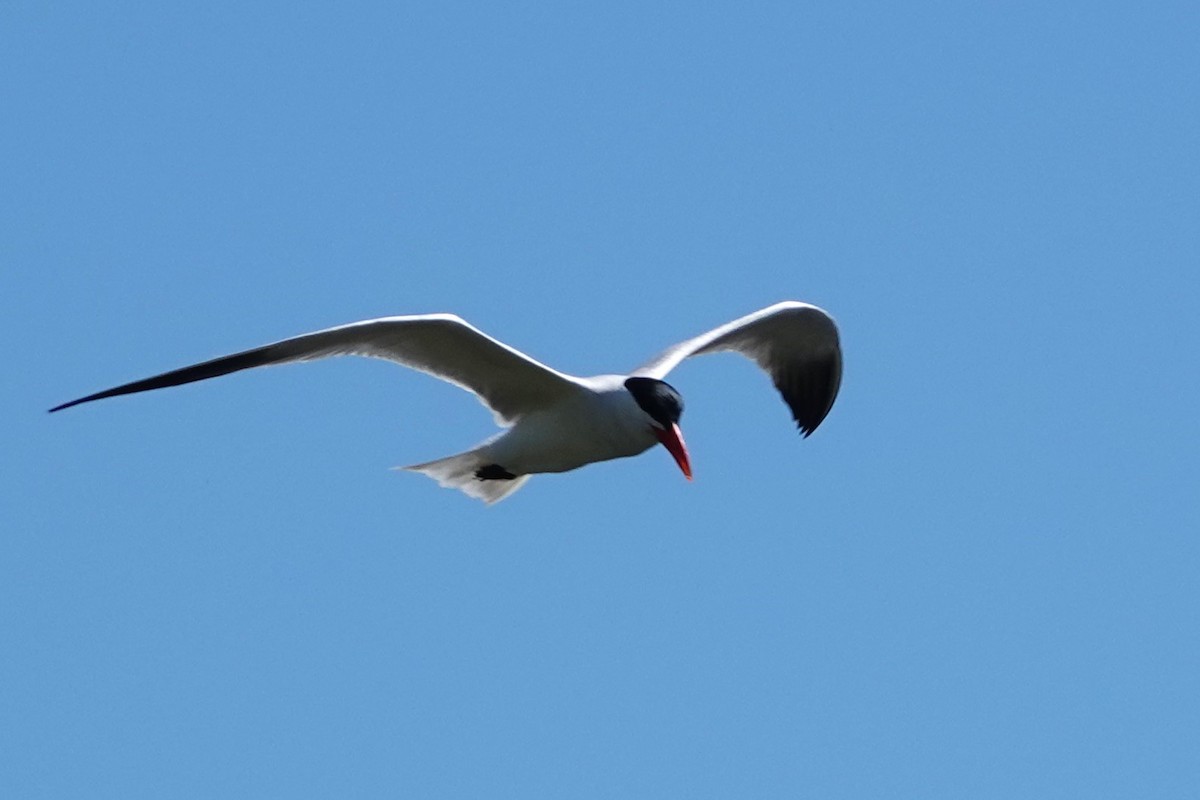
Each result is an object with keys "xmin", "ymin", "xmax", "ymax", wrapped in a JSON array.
[{"xmin": 50, "ymin": 301, "xmax": 841, "ymax": 503}]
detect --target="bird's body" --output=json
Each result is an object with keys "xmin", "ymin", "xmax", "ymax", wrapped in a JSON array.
[
  {"xmin": 487, "ymin": 376, "xmax": 659, "ymax": 472},
  {"xmin": 51, "ymin": 301, "xmax": 842, "ymax": 503},
  {"xmin": 406, "ymin": 375, "xmax": 660, "ymax": 503}
]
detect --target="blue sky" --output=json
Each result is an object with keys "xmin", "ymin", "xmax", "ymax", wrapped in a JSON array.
[{"xmin": 4, "ymin": 1, "xmax": 1198, "ymax": 797}]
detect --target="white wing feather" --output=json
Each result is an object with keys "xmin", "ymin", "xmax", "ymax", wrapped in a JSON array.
[
  {"xmin": 50, "ymin": 314, "xmax": 586, "ymax": 425},
  {"xmin": 633, "ymin": 302, "xmax": 842, "ymax": 436}
]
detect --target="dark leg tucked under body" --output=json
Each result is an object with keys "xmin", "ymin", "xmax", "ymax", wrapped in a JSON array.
[{"xmin": 475, "ymin": 464, "xmax": 518, "ymax": 481}]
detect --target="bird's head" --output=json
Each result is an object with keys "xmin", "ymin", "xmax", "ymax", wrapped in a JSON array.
[{"xmin": 624, "ymin": 377, "xmax": 692, "ymax": 480}]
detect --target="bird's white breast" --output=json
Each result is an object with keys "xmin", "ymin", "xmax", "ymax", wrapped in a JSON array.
[{"xmin": 485, "ymin": 378, "xmax": 658, "ymax": 475}]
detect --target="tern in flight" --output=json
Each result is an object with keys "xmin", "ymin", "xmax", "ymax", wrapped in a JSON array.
[{"xmin": 51, "ymin": 301, "xmax": 842, "ymax": 503}]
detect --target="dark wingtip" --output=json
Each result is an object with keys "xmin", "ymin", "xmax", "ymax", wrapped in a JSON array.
[
  {"xmin": 778, "ymin": 347, "xmax": 843, "ymax": 438},
  {"xmin": 49, "ymin": 392, "xmax": 109, "ymax": 414}
]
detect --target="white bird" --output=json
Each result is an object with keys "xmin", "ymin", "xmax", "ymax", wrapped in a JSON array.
[{"xmin": 50, "ymin": 301, "xmax": 842, "ymax": 503}]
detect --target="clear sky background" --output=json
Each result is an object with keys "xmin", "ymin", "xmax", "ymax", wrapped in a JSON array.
[{"xmin": 4, "ymin": 2, "xmax": 1198, "ymax": 797}]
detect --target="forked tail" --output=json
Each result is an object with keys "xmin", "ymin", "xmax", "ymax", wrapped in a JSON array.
[{"xmin": 398, "ymin": 448, "xmax": 530, "ymax": 504}]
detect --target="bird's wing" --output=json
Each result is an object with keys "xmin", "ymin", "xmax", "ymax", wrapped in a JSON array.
[
  {"xmin": 633, "ymin": 301, "xmax": 842, "ymax": 437},
  {"xmin": 50, "ymin": 314, "xmax": 586, "ymax": 425}
]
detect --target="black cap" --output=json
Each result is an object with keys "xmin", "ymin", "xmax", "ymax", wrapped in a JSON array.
[{"xmin": 624, "ymin": 377, "xmax": 684, "ymax": 427}]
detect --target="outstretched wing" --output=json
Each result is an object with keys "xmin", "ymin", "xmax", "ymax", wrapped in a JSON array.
[
  {"xmin": 633, "ymin": 302, "xmax": 842, "ymax": 437},
  {"xmin": 50, "ymin": 314, "xmax": 586, "ymax": 425}
]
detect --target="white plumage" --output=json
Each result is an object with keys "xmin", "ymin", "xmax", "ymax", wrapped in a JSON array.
[{"xmin": 51, "ymin": 302, "xmax": 842, "ymax": 503}]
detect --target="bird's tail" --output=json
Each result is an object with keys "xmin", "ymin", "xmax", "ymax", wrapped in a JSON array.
[{"xmin": 397, "ymin": 448, "xmax": 530, "ymax": 504}]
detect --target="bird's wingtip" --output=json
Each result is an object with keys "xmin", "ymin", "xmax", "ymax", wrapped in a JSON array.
[{"xmin": 48, "ymin": 395, "xmax": 90, "ymax": 413}]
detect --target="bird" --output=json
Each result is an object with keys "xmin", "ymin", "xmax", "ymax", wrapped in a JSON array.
[{"xmin": 50, "ymin": 301, "xmax": 842, "ymax": 503}]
